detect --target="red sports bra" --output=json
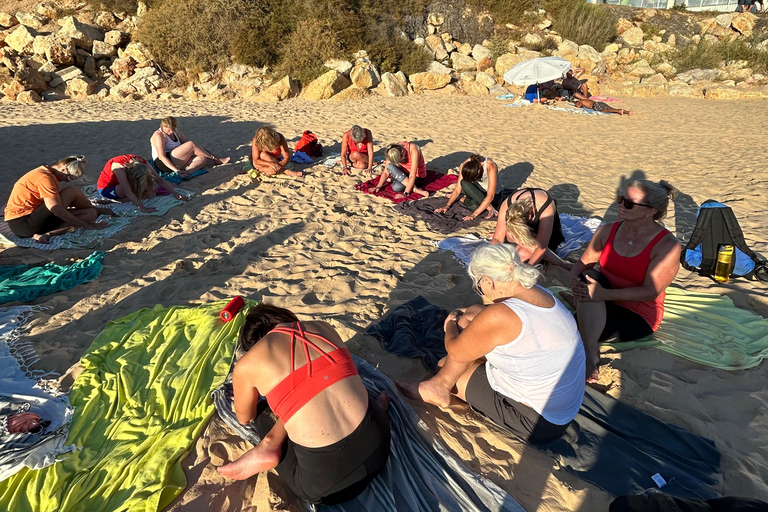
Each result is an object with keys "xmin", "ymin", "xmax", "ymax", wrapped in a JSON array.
[
  {"xmin": 264, "ymin": 322, "xmax": 358, "ymax": 423},
  {"xmin": 347, "ymin": 130, "xmax": 369, "ymax": 154}
]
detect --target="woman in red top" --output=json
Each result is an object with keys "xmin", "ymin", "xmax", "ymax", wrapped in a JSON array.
[
  {"xmin": 569, "ymin": 180, "xmax": 680, "ymax": 383},
  {"xmin": 217, "ymin": 304, "xmax": 390, "ymax": 505},
  {"xmin": 340, "ymin": 125, "xmax": 374, "ymax": 175},
  {"xmin": 97, "ymin": 155, "xmax": 187, "ymax": 213},
  {"xmin": 250, "ymin": 126, "xmax": 302, "ymax": 178},
  {"xmin": 374, "ymin": 141, "xmax": 429, "ymax": 198}
]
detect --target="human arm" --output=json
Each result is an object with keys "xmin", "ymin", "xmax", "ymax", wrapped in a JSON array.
[
  {"xmin": 251, "ymin": 139, "xmax": 281, "ymax": 174},
  {"xmin": 465, "ymin": 161, "xmax": 499, "ymax": 221},
  {"xmin": 113, "ymin": 167, "xmax": 155, "ymax": 212},
  {"xmin": 44, "ymin": 195, "xmax": 107, "ymax": 229},
  {"xmin": 232, "ymin": 357, "xmax": 261, "ymax": 425},
  {"xmin": 154, "ymin": 172, "xmax": 188, "ymax": 202},
  {"xmin": 365, "ymin": 132, "xmax": 374, "ymax": 171},
  {"xmin": 278, "ymin": 137, "xmax": 292, "ymax": 171},
  {"xmin": 490, "ymin": 198, "xmax": 510, "ymax": 244},
  {"xmin": 151, "ymin": 131, "xmax": 180, "ymax": 173},
  {"xmin": 524, "ymin": 193, "xmax": 556, "ymax": 265},
  {"xmin": 403, "ymin": 144, "xmax": 421, "ymax": 195},
  {"xmin": 574, "ymin": 234, "xmax": 681, "ymax": 303},
  {"xmin": 340, "ymin": 133, "xmax": 351, "ymax": 174},
  {"xmin": 444, "ymin": 303, "xmax": 522, "ymax": 364},
  {"xmin": 569, "ymin": 223, "xmax": 609, "ymax": 289},
  {"xmin": 435, "ymin": 173, "xmax": 463, "ymax": 214}
]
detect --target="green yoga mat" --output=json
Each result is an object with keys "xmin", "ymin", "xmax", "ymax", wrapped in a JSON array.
[
  {"xmin": 553, "ymin": 285, "xmax": 768, "ymax": 371},
  {"xmin": 0, "ymin": 299, "xmax": 251, "ymax": 512}
]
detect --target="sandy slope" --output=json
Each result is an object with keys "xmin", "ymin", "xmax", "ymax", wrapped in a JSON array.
[{"xmin": 1, "ymin": 95, "xmax": 766, "ymax": 511}]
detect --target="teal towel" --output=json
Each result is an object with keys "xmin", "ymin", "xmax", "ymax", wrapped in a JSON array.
[{"xmin": 0, "ymin": 252, "xmax": 105, "ymax": 305}]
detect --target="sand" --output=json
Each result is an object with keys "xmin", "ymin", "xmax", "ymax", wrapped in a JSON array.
[{"xmin": 1, "ymin": 95, "xmax": 767, "ymax": 511}]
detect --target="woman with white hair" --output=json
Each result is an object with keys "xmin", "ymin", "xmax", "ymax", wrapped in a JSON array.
[
  {"xmin": 374, "ymin": 141, "xmax": 429, "ymax": 198},
  {"xmin": 340, "ymin": 125, "xmax": 374, "ymax": 175},
  {"xmin": 570, "ymin": 179, "xmax": 680, "ymax": 383},
  {"xmin": 4, "ymin": 155, "xmax": 111, "ymax": 244},
  {"xmin": 398, "ymin": 244, "xmax": 585, "ymax": 444}
]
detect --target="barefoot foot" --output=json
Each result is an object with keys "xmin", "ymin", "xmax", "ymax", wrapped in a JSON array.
[
  {"xmin": 217, "ymin": 441, "xmax": 281, "ymax": 481},
  {"xmin": 396, "ymin": 379, "xmax": 451, "ymax": 408},
  {"xmin": 32, "ymin": 234, "xmax": 50, "ymax": 244},
  {"xmin": 285, "ymin": 169, "xmax": 303, "ymax": 178},
  {"xmin": 375, "ymin": 390, "xmax": 390, "ymax": 412}
]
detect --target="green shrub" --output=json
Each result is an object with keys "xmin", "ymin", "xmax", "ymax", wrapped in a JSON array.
[
  {"xmin": 670, "ymin": 39, "xmax": 768, "ymax": 75},
  {"xmin": 464, "ymin": 0, "xmax": 536, "ymax": 25},
  {"xmin": 527, "ymin": 37, "xmax": 560, "ymax": 54},
  {"xmin": 544, "ymin": 0, "xmax": 616, "ymax": 51},
  {"xmin": 486, "ymin": 36, "xmax": 510, "ymax": 63},
  {"xmin": 274, "ymin": 19, "xmax": 344, "ymax": 84}
]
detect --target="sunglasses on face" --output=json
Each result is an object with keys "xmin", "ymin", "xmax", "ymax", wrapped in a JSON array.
[
  {"xmin": 617, "ymin": 194, "xmax": 653, "ymax": 210},
  {"xmin": 473, "ymin": 277, "xmax": 486, "ymax": 296}
]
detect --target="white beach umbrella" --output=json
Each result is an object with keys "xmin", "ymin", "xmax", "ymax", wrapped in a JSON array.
[{"xmin": 503, "ymin": 56, "xmax": 573, "ymax": 86}]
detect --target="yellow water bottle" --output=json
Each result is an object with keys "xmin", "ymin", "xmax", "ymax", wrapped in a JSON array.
[{"xmin": 714, "ymin": 244, "xmax": 734, "ymax": 283}]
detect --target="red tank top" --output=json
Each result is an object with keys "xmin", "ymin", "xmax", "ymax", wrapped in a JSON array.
[
  {"xmin": 397, "ymin": 141, "xmax": 426, "ymax": 178},
  {"xmin": 599, "ymin": 222, "xmax": 669, "ymax": 331},
  {"xmin": 347, "ymin": 130, "xmax": 369, "ymax": 154},
  {"xmin": 98, "ymin": 154, "xmax": 147, "ymax": 189},
  {"xmin": 264, "ymin": 322, "xmax": 358, "ymax": 423}
]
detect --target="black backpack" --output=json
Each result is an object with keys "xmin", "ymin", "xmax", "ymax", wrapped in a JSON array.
[{"xmin": 681, "ymin": 200, "xmax": 767, "ymax": 281}]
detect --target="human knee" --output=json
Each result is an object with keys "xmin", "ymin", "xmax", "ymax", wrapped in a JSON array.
[
  {"xmin": 387, "ymin": 163, "xmax": 407, "ymax": 183},
  {"xmin": 391, "ymin": 180, "xmax": 406, "ymax": 193}
]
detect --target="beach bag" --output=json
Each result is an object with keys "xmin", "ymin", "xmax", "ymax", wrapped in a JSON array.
[
  {"xmin": 681, "ymin": 200, "xmax": 767, "ymax": 281},
  {"xmin": 294, "ymin": 130, "xmax": 323, "ymax": 157}
]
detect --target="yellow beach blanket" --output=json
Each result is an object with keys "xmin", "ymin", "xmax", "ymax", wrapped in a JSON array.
[
  {"xmin": 0, "ymin": 300, "xmax": 249, "ymax": 512},
  {"xmin": 554, "ymin": 285, "xmax": 768, "ymax": 371}
]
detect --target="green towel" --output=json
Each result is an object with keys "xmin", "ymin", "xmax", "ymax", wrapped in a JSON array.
[
  {"xmin": 552, "ymin": 285, "xmax": 768, "ymax": 371},
  {"xmin": 0, "ymin": 300, "xmax": 250, "ymax": 512},
  {"xmin": 0, "ymin": 252, "xmax": 105, "ymax": 305}
]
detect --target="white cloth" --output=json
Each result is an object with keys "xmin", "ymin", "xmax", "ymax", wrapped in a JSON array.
[
  {"xmin": 485, "ymin": 286, "xmax": 585, "ymax": 425},
  {"xmin": 150, "ymin": 129, "xmax": 182, "ymax": 160},
  {"xmin": 474, "ymin": 158, "xmax": 503, "ymax": 195}
]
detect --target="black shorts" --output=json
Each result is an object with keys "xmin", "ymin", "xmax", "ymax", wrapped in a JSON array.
[
  {"xmin": 580, "ymin": 270, "xmax": 654, "ymax": 342},
  {"xmin": 153, "ymin": 153, "xmax": 174, "ymax": 174},
  {"xmin": 6, "ymin": 205, "xmax": 66, "ymax": 238},
  {"xmin": 465, "ymin": 364, "xmax": 569, "ymax": 445},
  {"xmin": 276, "ymin": 397, "xmax": 391, "ymax": 505}
]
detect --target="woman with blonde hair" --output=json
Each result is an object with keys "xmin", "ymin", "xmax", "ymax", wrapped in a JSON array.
[
  {"xmin": 374, "ymin": 141, "xmax": 428, "ymax": 198},
  {"xmin": 5, "ymin": 155, "xmax": 111, "ymax": 244},
  {"xmin": 435, "ymin": 154, "xmax": 503, "ymax": 221},
  {"xmin": 150, "ymin": 116, "xmax": 229, "ymax": 177},
  {"xmin": 251, "ymin": 125, "xmax": 302, "ymax": 177},
  {"xmin": 491, "ymin": 188, "xmax": 570, "ymax": 269},
  {"xmin": 570, "ymin": 180, "xmax": 680, "ymax": 382},
  {"xmin": 398, "ymin": 244, "xmax": 585, "ymax": 444},
  {"xmin": 97, "ymin": 154, "xmax": 188, "ymax": 212}
]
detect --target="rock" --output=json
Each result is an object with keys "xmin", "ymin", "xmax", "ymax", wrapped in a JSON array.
[
  {"xmin": 653, "ymin": 62, "xmax": 677, "ymax": 78},
  {"xmin": 256, "ymin": 75, "xmax": 299, "ymax": 102},
  {"xmin": 715, "ymin": 13, "xmax": 736, "ymax": 28},
  {"xmin": 690, "ymin": 68, "xmax": 718, "ymax": 81},
  {"xmin": 37, "ymin": 3, "xmax": 58, "ymax": 19},
  {"xmin": 65, "ymin": 75, "xmax": 95, "ymax": 97},
  {"xmin": 627, "ymin": 59, "xmax": 656, "ymax": 77},
  {"xmin": 556, "ymin": 40, "xmax": 579, "ymax": 57},
  {"xmin": 123, "ymin": 41, "xmax": 153, "ymax": 67},
  {"xmin": 48, "ymin": 65, "xmax": 83, "ymax": 87},
  {"xmin": 16, "ymin": 89, "xmax": 41, "ymax": 103},
  {"xmin": 668, "ymin": 84, "xmax": 702, "ymax": 98},
  {"xmin": 15, "ymin": 65, "xmax": 46, "ymax": 92},
  {"xmin": 302, "ymin": 70, "xmax": 351, "ymax": 100},
  {"xmin": 625, "ymin": 82, "xmax": 668, "ymax": 97},
  {"xmin": 377, "ymin": 71, "xmax": 408, "ymax": 97},
  {"xmin": 427, "ymin": 13, "xmax": 444, "ymax": 26},
  {"xmin": 330, "ymin": 86, "xmax": 371, "ymax": 101},
  {"xmin": 474, "ymin": 70, "xmax": 496, "ymax": 89},
  {"xmin": 667, "ymin": 34, "xmax": 676, "ymax": 47},
  {"xmin": 414, "ymin": 37, "xmax": 425, "ymax": 46},
  {"xmin": 476, "ymin": 56, "xmax": 493, "ymax": 73},
  {"xmin": 516, "ymin": 49, "xmax": 541, "ymax": 61},
  {"xmin": 450, "ymin": 52, "xmax": 476, "ymax": 72},
  {"xmin": 731, "ymin": 12, "xmax": 756, "ymax": 35},
  {"xmin": 495, "ymin": 53, "xmax": 524, "ymax": 78},
  {"xmin": 458, "ymin": 43, "xmax": 472, "ymax": 56},
  {"xmin": 459, "ymin": 79, "xmax": 488, "ymax": 96},
  {"xmin": 109, "ymin": 66, "xmax": 159, "ymax": 97},
  {"xmin": 84, "ymin": 55, "xmax": 97, "ymax": 77},
  {"xmin": 104, "ymin": 30, "xmax": 129, "ymax": 47},
  {"xmin": 92, "ymin": 40, "xmax": 116, "ymax": 58},
  {"xmin": 618, "ymin": 27, "xmax": 644, "ymax": 47},
  {"xmin": 440, "ymin": 33, "xmax": 452, "ymax": 45},
  {"xmin": 704, "ymin": 85, "xmax": 761, "ymax": 99},
  {"xmin": 408, "ymin": 71, "xmax": 452, "ymax": 90},
  {"xmin": 15, "ymin": 12, "xmax": 46, "ymax": 30},
  {"xmin": 59, "ymin": 16, "xmax": 103, "ymax": 50},
  {"xmin": 604, "ymin": 43, "xmax": 620, "ymax": 54},
  {"xmin": 137, "ymin": 1, "xmax": 148, "ymax": 16},
  {"xmin": 616, "ymin": 18, "xmax": 634, "ymax": 35},
  {"xmin": 6, "ymin": 25, "xmax": 36, "ymax": 54},
  {"xmin": 616, "ymin": 48, "xmax": 638, "ymax": 65},
  {"xmin": 110, "ymin": 55, "xmax": 136, "ymax": 81},
  {"xmin": 537, "ymin": 19, "xmax": 552, "ymax": 31},
  {"xmin": 349, "ymin": 62, "xmax": 380, "ymax": 89},
  {"xmin": 488, "ymin": 84, "xmax": 510, "ymax": 96},
  {"xmin": 421, "ymin": 83, "xmax": 461, "ymax": 96},
  {"xmin": 578, "ymin": 44, "xmax": 602, "ymax": 64},
  {"xmin": 39, "ymin": 60, "xmax": 55, "ymax": 73},
  {"xmin": 471, "ymin": 44, "xmax": 491, "ymax": 62},
  {"xmin": 425, "ymin": 35, "xmax": 448, "ymax": 61},
  {"xmin": 94, "ymin": 11, "xmax": 117, "ymax": 29},
  {"xmin": 522, "ymin": 33, "xmax": 542, "ymax": 47},
  {"xmin": 46, "ymin": 42, "xmax": 74, "ymax": 65},
  {"xmin": 3, "ymin": 79, "xmax": 25, "ymax": 100},
  {"xmin": 641, "ymin": 73, "xmax": 667, "ymax": 84},
  {"xmin": 32, "ymin": 35, "xmax": 54, "ymax": 56},
  {"xmin": 0, "ymin": 12, "xmax": 19, "ymax": 28},
  {"xmin": 324, "ymin": 59, "xmax": 353, "ymax": 76},
  {"xmin": 427, "ymin": 61, "xmax": 452, "ymax": 75}
]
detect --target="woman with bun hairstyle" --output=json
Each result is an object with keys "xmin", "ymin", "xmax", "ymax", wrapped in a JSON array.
[
  {"xmin": 435, "ymin": 154, "xmax": 503, "ymax": 221},
  {"xmin": 569, "ymin": 180, "xmax": 680, "ymax": 382}
]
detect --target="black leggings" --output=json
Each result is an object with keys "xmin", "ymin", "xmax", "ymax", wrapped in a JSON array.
[
  {"xmin": 581, "ymin": 270, "xmax": 654, "ymax": 342},
  {"xmin": 460, "ymin": 180, "xmax": 504, "ymax": 212},
  {"xmin": 275, "ymin": 398, "xmax": 391, "ymax": 505},
  {"xmin": 6, "ymin": 205, "xmax": 65, "ymax": 237}
]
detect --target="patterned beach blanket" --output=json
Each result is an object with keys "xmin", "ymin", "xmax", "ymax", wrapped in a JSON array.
[{"xmin": 355, "ymin": 171, "xmax": 458, "ymax": 204}]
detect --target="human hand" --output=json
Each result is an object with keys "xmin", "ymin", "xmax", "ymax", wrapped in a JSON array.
[
  {"xmin": 573, "ymin": 274, "xmax": 603, "ymax": 302},
  {"xmin": 88, "ymin": 220, "xmax": 110, "ymax": 230},
  {"xmin": 173, "ymin": 191, "xmax": 189, "ymax": 201},
  {"xmin": 139, "ymin": 206, "xmax": 158, "ymax": 213},
  {"xmin": 434, "ymin": 206, "xmax": 449, "ymax": 214},
  {"xmin": 462, "ymin": 214, "xmax": 477, "ymax": 221},
  {"xmin": 394, "ymin": 193, "xmax": 406, "ymax": 200},
  {"xmin": 341, "ymin": 166, "xmax": 351, "ymax": 176},
  {"xmin": 443, "ymin": 309, "xmax": 464, "ymax": 332}
]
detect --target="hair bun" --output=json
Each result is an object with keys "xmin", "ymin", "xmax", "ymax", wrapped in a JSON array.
[{"xmin": 659, "ymin": 179, "xmax": 678, "ymax": 200}]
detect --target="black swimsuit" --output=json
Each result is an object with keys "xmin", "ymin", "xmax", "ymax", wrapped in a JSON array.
[{"xmin": 506, "ymin": 188, "xmax": 565, "ymax": 252}]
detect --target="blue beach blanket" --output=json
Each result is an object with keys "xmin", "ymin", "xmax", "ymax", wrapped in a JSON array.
[{"xmin": 368, "ymin": 297, "xmax": 722, "ymax": 500}]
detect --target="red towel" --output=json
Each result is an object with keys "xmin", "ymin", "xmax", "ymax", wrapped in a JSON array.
[{"xmin": 355, "ymin": 170, "xmax": 458, "ymax": 204}]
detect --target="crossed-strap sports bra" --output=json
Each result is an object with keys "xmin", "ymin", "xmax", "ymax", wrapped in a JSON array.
[{"xmin": 264, "ymin": 322, "xmax": 358, "ymax": 423}]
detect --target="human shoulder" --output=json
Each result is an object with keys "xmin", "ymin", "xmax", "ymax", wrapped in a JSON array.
[
  {"xmin": 470, "ymin": 302, "xmax": 523, "ymax": 345},
  {"xmin": 653, "ymin": 228, "xmax": 682, "ymax": 255}
]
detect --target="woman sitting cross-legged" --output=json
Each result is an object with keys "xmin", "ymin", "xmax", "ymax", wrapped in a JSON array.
[
  {"xmin": 397, "ymin": 244, "xmax": 586, "ymax": 444},
  {"xmin": 150, "ymin": 116, "xmax": 229, "ymax": 177},
  {"xmin": 569, "ymin": 180, "xmax": 680, "ymax": 383},
  {"xmin": 97, "ymin": 154, "xmax": 188, "ymax": 213},
  {"xmin": 251, "ymin": 126, "xmax": 302, "ymax": 178},
  {"xmin": 217, "ymin": 304, "xmax": 391, "ymax": 505},
  {"xmin": 435, "ymin": 154, "xmax": 503, "ymax": 221},
  {"xmin": 491, "ymin": 188, "xmax": 571, "ymax": 269}
]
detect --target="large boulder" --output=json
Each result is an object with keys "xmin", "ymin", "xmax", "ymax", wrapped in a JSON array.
[
  {"xmin": 427, "ymin": 61, "xmax": 452, "ymax": 75},
  {"xmin": 3, "ymin": 79, "xmax": 26, "ymax": 100},
  {"xmin": 324, "ymin": 59, "xmax": 353, "ymax": 76},
  {"xmin": 330, "ymin": 87, "xmax": 372, "ymax": 101},
  {"xmin": 58, "ymin": 16, "xmax": 103, "ymax": 50},
  {"xmin": 15, "ymin": 66, "xmax": 46, "ymax": 92},
  {"xmin": 255, "ymin": 75, "xmax": 299, "ymax": 102},
  {"xmin": 475, "ymin": 70, "xmax": 496, "ymax": 89},
  {"xmin": 495, "ymin": 53, "xmax": 524, "ymax": 78},
  {"xmin": 377, "ymin": 71, "xmax": 408, "ymax": 97},
  {"xmin": 32, "ymin": 34, "xmax": 54, "ymax": 56},
  {"xmin": 626, "ymin": 59, "xmax": 656, "ymax": 78},
  {"xmin": 425, "ymin": 34, "xmax": 448, "ymax": 61},
  {"xmin": 409, "ymin": 71, "xmax": 452, "ymax": 90},
  {"xmin": 615, "ymin": 18, "xmax": 634, "ymax": 35},
  {"xmin": 668, "ymin": 84, "xmax": 703, "ymax": 98},
  {"xmin": 731, "ymin": 12, "xmax": 757, "ymax": 35},
  {"xmin": 46, "ymin": 41, "xmax": 74, "ymax": 65},
  {"xmin": 66, "ymin": 75, "xmax": 96, "ymax": 98},
  {"xmin": 37, "ymin": 3, "xmax": 59, "ymax": 19},
  {"xmin": 471, "ymin": 44, "xmax": 491, "ymax": 62},
  {"xmin": 110, "ymin": 55, "xmax": 137, "ymax": 81},
  {"xmin": 104, "ymin": 30, "xmax": 130, "ymax": 47},
  {"xmin": 618, "ymin": 27, "xmax": 644, "ymax": 47},
  {"xmin": 92, "ymin": 40, "xmax": 116, "ymax": 59},
  {"xmin": 94, "ymin": 11, "xmax": 118, "ymax": 29},
  {"xmin": 302, "ymin": 70, "xmax": 351, "ymax": 100},
  {"xmin": 16, "ymin": 89, "xmax": 42, "ymax": 103},
  {"xmin": 6, "ymin": 25, "xmax": 36, "ymax": 54},
  {"xmin": 349, "ymin": 62, "xmax": 380, "ymax": 89},
  {"xmin": 516, "ymin": 49, "xmax": 541, "ymax": 61},
  {"xmin": 522, "ymin": 33, "xmax": 543, "ymax": 47},
  {"xmin": 122, "ymin": 41, "xmax": 153, "ymax": 67},
  {"xmin": 704, "ymin": 85, "xmax": 762, "ymax": 99},
  {"xmin": 450, "ymin": 52, "xmax": 477, "ymax": 72},
  {"xmin": 458, "ymin": 79, "xmax": 488, "ymax": 96},
  {"xmin": 0, "ymin": 12, "xmax": 19, "ymax": 29},
  {"xmin": 578, "ymin": 45, "xmax": 602, "ymax": 64},
  {"xmin": 109, "ymin": 66, "xmax": 160, "ymax": 97},
  {"xmin": 556, "ymin": 40, "xmax": 579, "ymax": 57},
  {"xmin": 715, "ymin": 13, "xmax": 736, "ymax": 28},
  {"xmin": 15, "ymin": 12, "xmax": 46, "ymax": 30},
  {"xmin": 48, "ymin": 65, "xmax": 84, "ymax": 87}
]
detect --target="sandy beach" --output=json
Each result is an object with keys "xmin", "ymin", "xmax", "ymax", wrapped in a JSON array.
[{"xmin": 1, "ymin": 94, "xmax": 767, "ymax": 511}]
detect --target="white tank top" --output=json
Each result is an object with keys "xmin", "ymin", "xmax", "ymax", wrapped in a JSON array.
[
  {"xmin": 151, "ymin": 129, "xmax": 182, "ymax": 160},
  {"xmin": 475, "ymin": 158, "xmax": 503, "ymax": 195},
  {"xmin": 485, "ymin": 286, "xmax": 586, "ymax": 425}
]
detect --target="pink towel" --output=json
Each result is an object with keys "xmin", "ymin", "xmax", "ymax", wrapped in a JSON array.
[
  {"xmin": 589, "ymin": 96, "xmax": 622, "ymax": 102},
  {"xmin": 355, "ymin": 170, "xmax": 458, "ymax": 203}
]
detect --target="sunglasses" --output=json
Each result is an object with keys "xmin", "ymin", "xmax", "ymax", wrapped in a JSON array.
[
  {"xmin": 473, "ymin": 277, "xmax": 486, "ymax": 296},
  {"xmin": 617, "ymin": 194, "xmax": 653, "ymax": 210}
]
